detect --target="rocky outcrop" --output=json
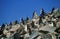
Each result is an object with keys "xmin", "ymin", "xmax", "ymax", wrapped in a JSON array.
[{"xmin": 0, "ymin": 8, "xmax": 60, "ymax": 39}]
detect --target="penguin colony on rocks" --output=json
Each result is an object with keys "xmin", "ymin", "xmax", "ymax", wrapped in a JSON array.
[{"xmin": 0, "ymin": 8, "xmax": 60, "ymax": 39}]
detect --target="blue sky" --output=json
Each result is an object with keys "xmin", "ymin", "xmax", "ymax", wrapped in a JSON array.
[{"xmin": 0, "ymin": 0, "xmax": 60, "ymax": 26}]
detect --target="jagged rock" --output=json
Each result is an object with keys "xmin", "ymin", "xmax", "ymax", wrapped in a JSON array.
[
  {"xmin": 53, "ymin": 8, "xmax": 60, "ymax": 17},
  {"xmin": 0, "ymin": 8, "xmax": 60, "ymax": 39},
  {"xmin": 42, "ymin": 34, "xmax": 52, "ymax": 39},
  {"xmin": 29, "ymin": 31, "xmax": 39, "ymax": 39}
]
